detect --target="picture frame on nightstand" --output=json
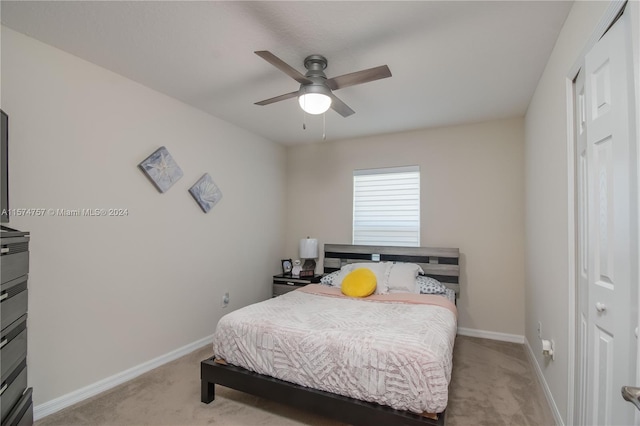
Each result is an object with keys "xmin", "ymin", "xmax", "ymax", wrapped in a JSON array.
[{"xmin": 281, "ymin": 259, "xmax": 292, "ymax": 274}]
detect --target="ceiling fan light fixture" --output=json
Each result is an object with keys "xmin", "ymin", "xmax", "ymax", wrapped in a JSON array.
[
  {"xmin": 298, "ymin": 92, "xmax": 332, "ymax": 115},
  {"xmin": 254, "ymin": 51, "xmax": 390, "ymax": 118}
]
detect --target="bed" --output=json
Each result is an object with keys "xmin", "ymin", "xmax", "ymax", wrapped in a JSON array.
[{"xmin": 201, "ymin": 244, "xmax": 460, "ymax": 426}]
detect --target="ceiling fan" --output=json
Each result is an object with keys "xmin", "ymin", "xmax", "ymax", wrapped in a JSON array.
[{"xmin": 254, "ymin": 51, "xmax": 392, "ymax": 117}]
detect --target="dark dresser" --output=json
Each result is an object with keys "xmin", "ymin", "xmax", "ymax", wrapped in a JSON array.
[{"xmin": 1, "ymin": 226, "xmax": 33, "ymax": 426}]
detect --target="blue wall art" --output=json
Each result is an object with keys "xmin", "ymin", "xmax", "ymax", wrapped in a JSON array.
[
  {"xmin": 189, "ymin": 173, "xmax": 223, "ymax": 213},
  {"xmin": 138, "ymin": 146, "xmax": 184, "ymax": 193}
]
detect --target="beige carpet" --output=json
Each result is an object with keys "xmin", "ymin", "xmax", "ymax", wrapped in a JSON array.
[{"xmin": 35, "ymin": 335, "xmax": 556, "ymax": 426}]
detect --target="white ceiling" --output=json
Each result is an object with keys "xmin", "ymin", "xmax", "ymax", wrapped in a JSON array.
[{"xmin": 1, "ymin": 1, "xmax": 573, "ymax": 145}]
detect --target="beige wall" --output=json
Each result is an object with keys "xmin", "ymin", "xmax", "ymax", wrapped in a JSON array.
[
  {"xmin": 524, "ymin": 1, "xmax": 615, "ymax": 423},
  {"xmin": 285, "ymin": 118, "xmax": 525, "ymax": 336},
  {"xmin": 1, "ymin": 27, "xmax": 286, "ymax": 406}
]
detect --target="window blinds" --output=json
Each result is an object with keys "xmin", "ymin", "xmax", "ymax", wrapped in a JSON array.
[{"xmin": 352, "ymin": 166, "xmax": 420, "ymax": 247}]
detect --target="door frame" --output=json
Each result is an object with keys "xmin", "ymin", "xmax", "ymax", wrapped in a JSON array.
[{"xmin": 566, "ymin": 1, "xmax": 639, "ymax": 424}]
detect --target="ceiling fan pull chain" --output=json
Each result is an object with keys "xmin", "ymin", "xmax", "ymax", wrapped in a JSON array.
[
  {"xmin": 302, "ymin": 92, "xmax": 307, "ymax": 130},
  {"xmin": 323, "ymin": 113, "xmax": 326, "ymax": 140}
]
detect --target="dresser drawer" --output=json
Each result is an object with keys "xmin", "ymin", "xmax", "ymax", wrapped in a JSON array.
[
  {"xmin": 3, "ymin": 387, "xmax": 32, "ymax": 426},
  {"xmin": 0, "ymin": 360, "xmax": 27, "ymax": 420},
  {"xmin": 1, "ymin": 277, "xmax": 28, "ymax": 331},
  {"xmin": 0, "ymin": 250, "xmax": 29, "ymax": 285},
  {"xmin": 273, "ymin": 276, "xmax": 311, "ymax": 285},
  {"xmin": 273, "ymin": 283, "xmax": 306, "ymax": 297},
  {"xmin": 1, "ymin": 315, "xmax": 27, "ymax": 383}
]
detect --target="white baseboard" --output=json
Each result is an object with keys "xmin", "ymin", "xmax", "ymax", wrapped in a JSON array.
[
  {"xmin": 34, "ymin": 334, "xmax": 214, "ymax": 421},
  {"xmin": 524, "ymin": 337, "xmax": 563, "ymax": 426},
  {"xmin": 457, "ymin": 327, "xmax": 524, "ymax": 344}
]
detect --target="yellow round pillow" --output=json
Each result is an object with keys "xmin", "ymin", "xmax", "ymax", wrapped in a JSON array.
[{"xmin": 341, "ymin": 268, "xmax": 377, "ymax": 297}]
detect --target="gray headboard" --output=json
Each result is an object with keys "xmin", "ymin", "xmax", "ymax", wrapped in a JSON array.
[{"xmin": 323, "ymin": 243, "xmax": 460, "ymax": 296}]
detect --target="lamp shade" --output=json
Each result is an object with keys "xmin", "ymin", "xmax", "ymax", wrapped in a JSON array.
[{"xmin": 299, "ymin": 238, "xmax": 318, "ymax": 259}]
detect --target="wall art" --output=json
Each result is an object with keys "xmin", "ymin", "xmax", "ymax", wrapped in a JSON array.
[
  {"xmin": 189, "ymin": 173, "xmax": 223, "ymax": 213},
  {"xmin": 138, "ymin": 146, "xmax": 183, "ymax": 193}
]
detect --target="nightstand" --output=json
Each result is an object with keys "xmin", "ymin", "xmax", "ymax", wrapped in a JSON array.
[{"xmin": 272, "ymin": 274, "xmax": 323, "ymax": 297}]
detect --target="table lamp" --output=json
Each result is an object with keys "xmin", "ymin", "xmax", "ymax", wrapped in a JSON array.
[{"xmin": 299, "ymin": 237, "xmax": 318, "ymax": 277}]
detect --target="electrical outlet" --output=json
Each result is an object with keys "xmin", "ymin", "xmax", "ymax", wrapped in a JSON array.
[
  {"xmin": 222, "ymin": 292, "xmax": 230, "ymax": 308},
  {"xmin": 537, "ymin": 321, "xmax": 542, "ymax": 338}
]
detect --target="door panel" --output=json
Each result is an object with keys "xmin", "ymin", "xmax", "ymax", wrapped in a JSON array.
[{"xmin": 593, "ymin": 326, "xmax": 614, "ymax": 423}]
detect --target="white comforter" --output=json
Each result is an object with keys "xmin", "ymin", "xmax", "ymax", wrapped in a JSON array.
[{"xmin": 212, "ymin": 284, "xmax": 457, "ymax": 414}]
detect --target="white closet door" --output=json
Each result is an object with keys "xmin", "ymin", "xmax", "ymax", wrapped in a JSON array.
[{"xmin": 583, "ymin": 13, "xmax": 637, "ymax": 426}]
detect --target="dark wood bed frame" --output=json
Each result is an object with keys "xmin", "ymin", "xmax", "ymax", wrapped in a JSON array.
[{"xmin": 201, "ymin": 244, "xmax": 460, "ymax": 426}]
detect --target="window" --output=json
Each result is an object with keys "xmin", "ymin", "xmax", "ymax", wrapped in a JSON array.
[{"xmin": 352, "ymin": 166, "xmax": 420, "ymax": 247}]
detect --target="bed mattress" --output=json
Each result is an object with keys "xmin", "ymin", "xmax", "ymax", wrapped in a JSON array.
[{"xmin": 212, "ymin": 284, "xmax": 457, "ymax": 414}]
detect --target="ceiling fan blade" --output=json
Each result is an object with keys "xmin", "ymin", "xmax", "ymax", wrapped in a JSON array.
[
  {"xmin": 255, "ymin": 90, "xmax": 300, "ymax": 106},
  {"xmin": 255, "ymin": 51, "xmax": 312, "ymax": 85},
  {"xmin": 326, "ymin": 65, "xmax": 392, "ymax": 91},
  {"xmin": 329, "ymin": 93, "xmax": 355, "ymax": 117}
]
